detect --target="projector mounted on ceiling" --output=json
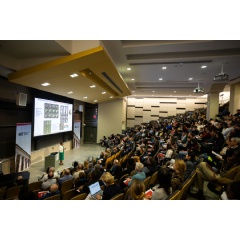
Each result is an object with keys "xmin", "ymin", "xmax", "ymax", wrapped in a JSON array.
[
  {"xmin": 214, "ymin": 64, "xmax": 229, "ymax": 81},
  {"xmin": 193, "ymin": 81, "xmax": 205, "ymax": 93}
]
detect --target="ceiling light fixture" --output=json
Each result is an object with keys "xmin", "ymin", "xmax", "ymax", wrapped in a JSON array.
[
  {"xmin": 83, "ymin": 96, "xmax": 88, "ymax": 99},
  {"xmin": 189, "ymin": 78, "xmax": 193, "ymax": 80},
  {"xmin": 159, "ymin": 78, "xmax": 163, "ymax": 80},
  {"xmin": 102, "ymin": 92, "xmax": 106, "ymax": 94},
  {"xmin": 132, "ymin": 91, "xmax": 135, "ymax": 93},
  {"xmin": 174, "ymin": 91, "xmax": 176, "ymax": 93},
  {"xmin": 162, "ymin": 67, "xmax": 167, "ymax": 70},
  {"xmin": 201, "ymin": 66, "xmax": 207, "ymax": 69},
  {"xmin": 41, "ymin": 82, "xmax": 50, "ymax": 86},
  {"xmin": 131, "ymin": 78, "xmax": 135, "ymax": 81},
  {"xmin": 152, "ymin": 91, "xmax": 155, "ymax": 93},
  {"xmin": 127, "ymin": 68, "xmax": 131, "ymax": 71},
  {"xmin": 90, "ymin": 85, "xmax": 96, "ymax": 88},
  {"xmin": 70, "ymin": 73, "xmax": 79, "ymax": 78},
  {"xmin": 94, "ymin": 100, "xmax": 98, "ymax": 102},
  {"xmin": 67, "ymin": 91, "xmax": 73, "ymax": 94},
  {"xmin": 109, "ymin": 96, "xmax": 113, "ymax": 98}
]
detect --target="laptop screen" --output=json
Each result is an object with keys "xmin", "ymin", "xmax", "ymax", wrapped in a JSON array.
[{"xmin": 89, "ymin": 181, "xmax": 101, "ymax": 195}]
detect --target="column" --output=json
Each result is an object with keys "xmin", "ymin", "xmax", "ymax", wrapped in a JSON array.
[
  {"xmin": 206, "ymin": 92, "xmax": 219, "ymax": 120},
  {"xmin": 229, "ymin": 82, "xmax": 240, "ymax": 115}
]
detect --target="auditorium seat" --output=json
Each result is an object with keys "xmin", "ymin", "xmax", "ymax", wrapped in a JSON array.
[{"xmin": 111, "ymin": 192, "xmax": 124, "ymax": 200}]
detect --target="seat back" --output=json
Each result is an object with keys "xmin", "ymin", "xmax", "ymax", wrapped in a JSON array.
[
  {"xmin": 111, "ymin": 193, "xmax": 124, "ymax": 200},
  {"xmin": 118, "ymin": 174, "xmax": 129, "ymax": 185},
  {"xmin": 5, "ymin": 186, "xmax": 21, "ymax": 200},
  {"xmin": 61, "ymin": 179, "xmax": 73, "ymax": 195},
  {"xmin": 43, "ymin": 194, "xmax": 61, "ymax": 200},
  {"xmin": 142, "ymin": 176, "xmax": 151, "ymax": 189},
  {"xmin": 62, "ymin": 189, "xmax": 76, "ymax": 200},
  {"xmin": 147, "ymin": 171, "xmax": 158, "ymax": 189},
  {"xmin": 28, "ymin": 181, "xmax": 43, "ymax": 192},
  {"xmin": 181, "ymin": 170, "xmax": 197, "ymax": 200},
  {"xmin": 71, "ymin": 193, "xmax": 87, "ymax": 200},
  {"xmin": 166, "ymin": 189, "xmax": 183, "ymax": 200},
  {"xmin": 124, "ymin": 188, "xmax": 131, "ymax": 200}
]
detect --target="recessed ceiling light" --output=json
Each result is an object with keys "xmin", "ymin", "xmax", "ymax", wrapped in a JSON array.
[
  {"xmin": 102, "ymin": 92, "xmax": 106, "ymax": 94},
  {"xmin": 70, "ymin": 73, "xmax": 78, "ymax": 78},
  {"xmin": 94, "ymin": 100, "xmax": 98, "ymax": 102},
  {"xmin": 159, "ymin": 78, "xmax": 163, "ymax": 80},
  {"xmin": 131, "ymin": 78, "xmax": 135, "ymax": 81},
  {"xmin": 41, "ymin": 82, "xmax": 50, "ymax": 86},
  {"xmin": 152, "ymin": 91, "xmax": 155, "ymax": 93},
  {"xmin": 162, "ymin": 67, "xmax": 167, "ymax": 70},
  {"xmin": 83, "ymin": 96, "xmax": 88, "ymax": 99},
  {"xmin": 201, "ymin": 66, "xmax": 207, "ymax": 68},
  {"xmin": 189, "ymin": 78, "xmax": 193, "ymax": 80},
  {"xmin": 127, "ymin": 68, "xmax": 131, "ymax": 71},
  {"xmin": 109, "ymin": 96, "xmax": 113, "ymax": 98},
  {"xmin": 90, "ymin": 85, "xmax": 96, "ymax": 88},
  {"xmin": 174, "ymin": 91, "xmax": 176, "ymax": 93},
  {"xmin": 67, "ymin": 91, "xmax": 73, "ymax": 94}
]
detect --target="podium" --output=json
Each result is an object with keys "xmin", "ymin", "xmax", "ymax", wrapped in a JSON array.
[{"xmin": 44, "ymin": 152, "xmax": 59, "ymax": 170}]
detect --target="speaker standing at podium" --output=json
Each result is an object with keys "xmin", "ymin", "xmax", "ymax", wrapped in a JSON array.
[{"xmin": 59, "ymin": 142, "xmax": 65, "ymax": 165}]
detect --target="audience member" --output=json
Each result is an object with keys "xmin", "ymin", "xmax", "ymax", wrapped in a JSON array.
[
  {"xmin": 41, "ymin": 171, "xmax": 57, "ymax": 190},
  {"xmin": 39, "ymin": 183, "xmax": 60, "ymax": 200},
  {"xmin": 95, "ymin": 172, "xmax": 123, "ymax": 200},
  {"xmin": 128, "ymin": 179, "xmax": 146, "ymax": 200},
  {"xmin": 151, "ymin": 167, "xmax": 172, "ymax": 200}
]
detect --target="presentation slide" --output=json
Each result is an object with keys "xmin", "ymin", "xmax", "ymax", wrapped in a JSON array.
[{"xmin": 34, "ymin": 98, "xmax": 73, "ymax": 137}]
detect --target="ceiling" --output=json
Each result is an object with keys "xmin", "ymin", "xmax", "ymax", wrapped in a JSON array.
[{"xmin": 1, "ymin": 40, "xmax": 240, "ymax": 103}]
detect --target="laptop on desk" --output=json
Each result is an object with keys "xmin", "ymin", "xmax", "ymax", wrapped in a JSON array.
[{"xmin": 88, "ymin": 181, "xmax": 103, "ymax": 200}]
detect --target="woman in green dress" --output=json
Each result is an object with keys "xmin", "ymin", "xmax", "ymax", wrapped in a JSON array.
[{"xmin": 59, "ymin": 142, "xmax": 64, "ymax": 165}]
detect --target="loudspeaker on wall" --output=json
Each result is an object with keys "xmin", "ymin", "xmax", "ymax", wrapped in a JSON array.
[{"xmin": 16, "ymin": 93, "xmax": 27, "ymax": 106}]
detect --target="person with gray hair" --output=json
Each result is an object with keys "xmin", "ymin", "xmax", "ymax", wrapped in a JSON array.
[
  {"xmin": 39, "ymin": 183, "xmax": 60, "ymax": 200},
  {"xmin": 125, "ymin": 162, "xmax": 146, "ymax": 187}
]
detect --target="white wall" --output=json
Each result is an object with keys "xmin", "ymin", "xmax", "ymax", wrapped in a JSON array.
[
  {"xmin": 126, "ymin": 97, "xmax": 207, "ymax": 127},
  {"xmin": 97, "ymin": 99, "xmax": 124, "ymax": 142}
]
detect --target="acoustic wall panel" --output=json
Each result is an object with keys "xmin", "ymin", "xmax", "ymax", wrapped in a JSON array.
[
  {"xmin": 135, "ymin": 107, "xmax": 143, "ymax": 116},
  {"xmin": 127, "ymin": 106, "xmax": 135, "ymax": 118}
]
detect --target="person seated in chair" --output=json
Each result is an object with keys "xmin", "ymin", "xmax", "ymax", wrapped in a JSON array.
[
  {"xmin": 58, "ymin": 168, "xmax": 73, "ymax": 186},
  {"xmin": 39, "ymin": 183, "xmax": 60, "ymax": 200},
  {"xmin": 41, "ymin": 171, "xmax": 57, "ymax": 190},
  {"xmin": 125, "ymin": 162, "xmax": 146, "ymax": 187},
  {"xmin": 151, "ymin": 167, "xmax": 172, "ymax": 200},
  {"xmin": 95, "ymin": 172, "xmax": 123, "ymax": 200}
]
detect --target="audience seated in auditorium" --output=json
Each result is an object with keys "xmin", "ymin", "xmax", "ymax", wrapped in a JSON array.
[
  {"xmin": 72, "ymin": 163, "xmax": 84, "ymax": 180},
  {"xmin": 169, "ymin": 159, "xmax": 186, "ymax": 191},
  {"xmin": 74, "ymin": 172, "xmax": 88, "ymax": 189},
  {"xmin": 39, "ymin": 183, "xmax": 60, "ymax": 200},
  {"xmin": 39, "ymin": 166, "xmax": 59, "ymax": 181},
  {"xmin": 76, "ymin": 169, "xmax": 103, "ymax": 195},
  {"xmin": 125, "ymin": 162, "xmax": 146, "ymax": 187},
  {"xmin": 151, "ymin": 167, "xmax": 172, "ymax": 200},
  {"xmin": 94, "ymin": 172, "xmax": 123, "ymax": 200},
  {"xmin": 143, "ymin": 156, "xmax": 157, "ymax": 177},
  {"xmin": 128, "ymin": 179, "xmax": 147, "ymax": 200},
  {"xmin": 184, "ymin": 150, "xmax": 197, "ymax": 180},
  {"xmin": 41, "ymin": 171, "xmax": 57, "ymax": 190},
  {"xmin": 110, "ymin": 159, "xmax": 123, "ymax": 180},
  {"xmin": 58, "ymin": 168, "xmax": 73, "ymax": 186}
]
